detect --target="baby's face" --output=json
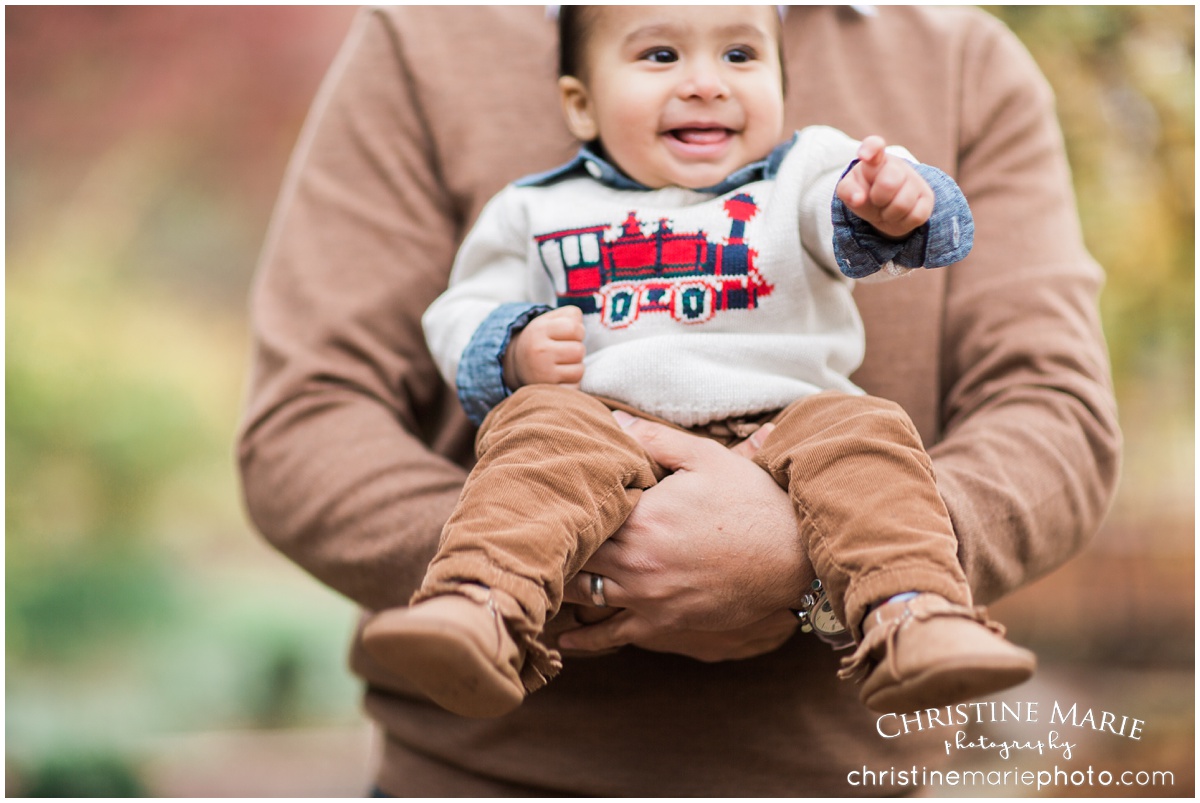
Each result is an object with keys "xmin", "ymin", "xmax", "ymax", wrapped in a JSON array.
[{"xmin": 560, "ymin": 6, "xmax": 785, "ymax": 190}]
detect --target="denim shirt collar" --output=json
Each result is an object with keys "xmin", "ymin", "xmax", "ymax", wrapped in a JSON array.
[{"xmin": 515, "ymin": 133, "xmax": 799, "ymax": 195}]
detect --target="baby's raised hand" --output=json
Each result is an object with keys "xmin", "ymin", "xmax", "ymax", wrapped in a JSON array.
[
  {"xmin": 836, "ymin": 136, "xmax": 934, "ymax": 240},
  {"xmin": 503, "ymin": 305, "xmax": 587, "ymax": 389}
]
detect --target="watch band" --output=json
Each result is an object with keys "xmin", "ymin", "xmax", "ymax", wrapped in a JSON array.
[{"xmin": 792, "ymin": 578, "xmax": 855, "ymax": 649}]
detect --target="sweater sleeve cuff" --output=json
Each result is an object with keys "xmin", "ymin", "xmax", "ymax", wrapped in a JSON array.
[
  {"xmin": 831, "ymin": 160, "xmax": 974, "ymax": 278},
  {"xmin": 455, "ymin": 302, "xmax": 554, "ymax": 425}
]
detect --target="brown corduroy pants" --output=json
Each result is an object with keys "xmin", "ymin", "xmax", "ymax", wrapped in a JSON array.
[{"xmin": 414, "ymin": 384, "xmax": 971, "ymax": 686}]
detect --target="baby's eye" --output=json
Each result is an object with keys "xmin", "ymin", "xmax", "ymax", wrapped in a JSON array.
[
  {"xmin": 642, "ymin": 48, "xmax": 678, "ymax": 64},
  {"xmin": 724, "ymin": 47, "xmax": 755, "ymax": 64}
]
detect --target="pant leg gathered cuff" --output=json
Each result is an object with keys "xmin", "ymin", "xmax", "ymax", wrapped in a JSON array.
[{"xmin": 842, "ymin": 566, "xmax": 972, "ymax": 640}]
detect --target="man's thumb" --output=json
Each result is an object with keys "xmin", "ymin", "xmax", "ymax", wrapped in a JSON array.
[{"xmin": 614, "ymin": 411, "xmax": 714, "ymax": 471}]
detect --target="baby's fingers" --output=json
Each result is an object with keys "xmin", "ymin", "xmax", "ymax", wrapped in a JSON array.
[
  {"xmin": 865, "ymin": 159, "xmax": 912, "ymax": 210},
  {"xmin": 873, "ymin": 184, "xmax": 935, "ymax": 238},
  {"xmin": 882, "ymin": 168, "xmax": 935, "ymax": 223},
  {"xmin": 544, "ymin": 338, "xmax": 585, "ymax": 386},
  {"xmin": 550, "ymin": 338, "xmax": 586, "ymax": 366},
  {"xmin": 542, "ymin": 306, "xmax": 587, "ymax": 341},
  {"xmin": 836, "ymin": 168, "xmax": 872, "ymax": 210},
  {"xmin": 874, "ymin": 178, "xmax": 920, "ymax": 222},
  {"xmin": 856, "ymin": 135, "xmax": 888, "ymax": 170}
]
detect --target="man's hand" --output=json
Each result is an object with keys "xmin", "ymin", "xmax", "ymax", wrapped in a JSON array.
[
  {"xmin": 558, "ymin": 413, "xmax": 813, "ymax": 661},
  {"xmin": 836, "ymin": 135, "xmax": 934, "ymax": 239},
  {"xmin": 502, "ymin": 306, "xmax": 586, "ymax": 389},
  {"xmin": 561, "ymin": 609, "xmax": 799, "ymax": 663}
]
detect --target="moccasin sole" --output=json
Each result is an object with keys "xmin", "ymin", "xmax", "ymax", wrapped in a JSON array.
[
  {"xmin": 861, "ymin": 648, "xmax": 1035, "ymax": 714},
  {"xmin": 363, "ymin": 600, "xmax": 525, "ymax": 718}
]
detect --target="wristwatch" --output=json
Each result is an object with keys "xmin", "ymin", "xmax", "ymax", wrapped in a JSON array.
[{"xmin": 793, "ymin": 579, "xmax": 854, "ymax": 649}]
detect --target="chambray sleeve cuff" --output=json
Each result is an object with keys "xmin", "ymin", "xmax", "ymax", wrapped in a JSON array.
[
  {"xmin": 831, "ymin": 161, "xmax": 974, "ymax": 278},
  {"xmin": 913, "ymin": 162, "xmax": 974, "ymax": 268},
  {"xmin": 455, "ymin": 302, "xmax": 554, "ymax": 425}
]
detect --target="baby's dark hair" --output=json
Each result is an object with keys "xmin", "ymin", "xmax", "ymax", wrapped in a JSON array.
[
  {"xmin": 557, "ymin": 5, "xmax": 591, "ymax": 79},
  {"xmin": 557, "ymin": 5, "xmax": 786, "ymax": 91}
]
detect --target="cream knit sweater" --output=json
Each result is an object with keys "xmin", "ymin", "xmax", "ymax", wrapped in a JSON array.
[{"xmin": 424, "ymin": 126, "xmax": 912, "ymax": 427}]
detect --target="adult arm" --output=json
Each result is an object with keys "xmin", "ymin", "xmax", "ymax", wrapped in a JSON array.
[
  {"xmin": 930, "ymin": 16, "xmax": 1121, "ymax": 603},
  {"xmin": 237, "ymin": 9, "xmax": 469, "ymax": 611}
]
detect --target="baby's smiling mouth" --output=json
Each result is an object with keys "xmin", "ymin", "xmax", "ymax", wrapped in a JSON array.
[{"xmin": 667, "ymin": 127, "xmax": 734, "ymax": 145}]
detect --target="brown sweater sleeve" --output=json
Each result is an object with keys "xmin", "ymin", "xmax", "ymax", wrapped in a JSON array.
[
  {"xmin": 237, "ymin": 9, "xmax": 471, "ymax": 611},
  {"xmin": 929, "ymin": 14, "xmax": 1122, "ymax": 603}
]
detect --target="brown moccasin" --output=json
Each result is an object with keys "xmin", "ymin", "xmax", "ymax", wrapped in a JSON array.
[
  {"xmin": 363, "ymin": 594, "xmax": 525, "ymax": 718},
  {"xmin": 839, "ymin": 593, "xmax": 1036, "ymax": 714}
]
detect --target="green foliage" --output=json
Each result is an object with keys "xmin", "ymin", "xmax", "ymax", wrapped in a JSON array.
[
  {"xmin": 6, "ymin": 544, "xmax": 180, "ymax": 662},
  {"xmin": 17, "ymin": 751, "xmax": 147, "ymax": 798}
]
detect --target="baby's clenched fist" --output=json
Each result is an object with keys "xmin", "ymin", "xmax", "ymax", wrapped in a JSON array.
[{"xmin": 503, "ymin": 305, "xmax": 587, "ymax": 389}]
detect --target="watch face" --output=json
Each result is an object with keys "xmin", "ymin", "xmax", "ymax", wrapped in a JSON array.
[{"xmin": 812, "ymin": 598, "xmax": 845, "ymax": 635}]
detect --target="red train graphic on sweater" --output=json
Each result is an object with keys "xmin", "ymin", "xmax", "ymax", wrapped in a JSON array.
[{"xmin": 533, "ymin": 193, "xmax": 773, "ymax": 329}]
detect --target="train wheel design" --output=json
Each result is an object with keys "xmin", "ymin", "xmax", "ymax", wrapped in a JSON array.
[
  {"xmin": 601, "ymin": 286, "xmax": 639, "ymax": 329},
  {"xmin": 673, "ymin": 282, "xmax": 716, "ymax": 324}
]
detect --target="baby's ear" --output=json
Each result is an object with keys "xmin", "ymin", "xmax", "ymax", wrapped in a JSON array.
[{"xmin": 558, "ymin": 76, "xmax": 599, "ymax": 142}]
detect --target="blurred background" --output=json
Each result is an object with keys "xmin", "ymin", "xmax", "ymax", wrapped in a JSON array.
[{"xmin": 5, "ymin": 6, "xmax": 1193, "ymax": 797}]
